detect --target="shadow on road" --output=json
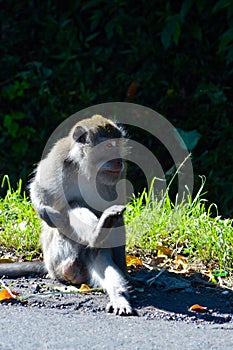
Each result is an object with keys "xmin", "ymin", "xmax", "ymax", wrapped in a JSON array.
[{"xmin": 131, "ymin": 268, "xmax": 233, "ymax": 323}]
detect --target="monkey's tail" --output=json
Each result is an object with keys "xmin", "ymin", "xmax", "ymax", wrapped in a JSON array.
[{"xmin": 0, "ymin": 261, "xmax": 47, "ymax": 278}]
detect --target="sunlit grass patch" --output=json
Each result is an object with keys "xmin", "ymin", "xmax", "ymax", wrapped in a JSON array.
[
  {"xmin": 0, "ymin": 174, "xmax": 233, "ymax": 277},
  {"xmin": 0, "ymin": 175, "xmax": 41, "ymax": 259},
  {"xmin": 125, "ymin": 176, "xmax": 233, "ymax": 273}
]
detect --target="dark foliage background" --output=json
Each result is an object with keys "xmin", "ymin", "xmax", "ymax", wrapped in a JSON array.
[{"xmin": 1, "ymin": 0, "xmax": 233, "ymax": 215}]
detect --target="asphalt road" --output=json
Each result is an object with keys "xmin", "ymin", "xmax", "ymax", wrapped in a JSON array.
[
  {"xmin": 1, "ymin": 305, "xmax": 233, "ymax": 350},
  {"xmin": 1, "ymin": 269, "xmax": 233, "ymax": 350}
]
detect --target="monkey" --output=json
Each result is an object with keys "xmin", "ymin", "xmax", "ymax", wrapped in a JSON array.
[{"xmin": 0, "ymin": 115, "xmax": 135, "ymax": 316}]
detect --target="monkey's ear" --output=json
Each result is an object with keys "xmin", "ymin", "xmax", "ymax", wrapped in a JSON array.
[{"xmin": 72, "ymin": 126, "xmax": 88, "ymax": 144}]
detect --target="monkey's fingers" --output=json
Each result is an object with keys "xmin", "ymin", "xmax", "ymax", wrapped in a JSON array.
[
  {"xmin": 100, "ymin": 205, "xmax": 126, "ymax": 229},
  {"xmin": 104, "ymin": 205, "xmax": 126, "ymax": 215}
]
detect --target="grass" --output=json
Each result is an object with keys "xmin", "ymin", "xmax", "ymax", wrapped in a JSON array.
[
  {"xmin": 125, "ymin": 176, "xmax": 233, "ymax": 274},
  {"xmin": 0, "ymin": 175, "xmax": 233, "ymax": 278},
  {"xmin": 0, "ymin": 175, "xmax": 41, "ymax": 260}
]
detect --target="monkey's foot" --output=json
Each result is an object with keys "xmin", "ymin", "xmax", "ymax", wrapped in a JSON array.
[
  {"xmin": 106, "ymin": 297, "xmax": 135, "ymax": 316},
  {"xmin": 100, "ymin": 205, "xmax": 126, "ymax": 229}
]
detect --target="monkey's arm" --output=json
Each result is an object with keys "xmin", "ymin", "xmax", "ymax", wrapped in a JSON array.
[
  {"xmin": 39, "ymin": 206, "xmax": 66, "ymax": 228},
  {"xmin": 30, "ymin": 175, "xmax": 67, "ymax": 228}
]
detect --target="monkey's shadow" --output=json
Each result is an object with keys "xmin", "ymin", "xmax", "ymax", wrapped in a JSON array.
[{"xmin": 131, "ymin": 268, "xmax": 233, "ymax": 323}]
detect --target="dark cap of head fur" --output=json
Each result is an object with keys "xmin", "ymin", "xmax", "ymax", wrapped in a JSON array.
[{"xmin": 71, "ymin": 115, "xmax": 124, "ymax": 142}]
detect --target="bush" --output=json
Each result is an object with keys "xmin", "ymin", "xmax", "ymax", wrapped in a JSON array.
[{"xmin": 1, "ymin": 0, "xmax": 232, "ymax": 215}]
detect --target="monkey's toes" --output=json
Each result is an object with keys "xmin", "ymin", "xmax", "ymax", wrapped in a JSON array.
[{"xmin": 106, "ymin": 300, "xmax": 136, "ymax": 316}]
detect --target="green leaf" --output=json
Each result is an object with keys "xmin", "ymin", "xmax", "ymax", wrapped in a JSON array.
[
  {"xmin": 180, "ymin": 0, "xmax": 194, "ymax": 21},
  {"xmin": 212, "ymin": 0, "xmax": 232, "ymax": 13},
  {"xmin": 4, "ymin": 121, "xmax": 19, "ymax": 138},
  {"xmin": 177, "ymin": 129, "xmax": 201, "ymax": 151},
  {"xmin": 173, "ymin": 20, "xmax": 181, "ymax": 45},
  {"xmin": 3, "ymin": 113, "xmax": 26, "ymax": 137},
  {"xmin": 219, "ymin": 27, "xmax": 233, "ymax": 51},
  {"xmin": 212, "ymin": 269, "xmax": 228, "ymax": 277},
  {"xmin": 161, "ymin": 21, "xmax": 172, "ymax": 49},
  {"xmin": 86, "ymin": 32, "xmax": 100, "ymax": 42},
  {"xmin": 226, "ymin": 46, "xmax": 233, "ymax": 64},
  {"xmin": 161, "ymin": 15, "xmax": 181, "ymax": 49}
]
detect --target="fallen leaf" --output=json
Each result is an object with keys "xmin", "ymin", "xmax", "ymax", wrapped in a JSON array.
[
  {"xmin": 0, "ymin": 288, "xmax": 19, "ymax": 301},
  {"xmin": 151, "ymin": 256, "xmax": 166, "ymax": 266},
  {"xmin": 79, "ymin": 284, "xmax": 91, "ymax": 291},
  {"xmin": 126, "ymin": 255, "xmax": 143, "ymax": 267},
  {"xmin": 173, "ymin": 254, "xmax": 188, "ymax": 271},
  {"xmin": 146, "ymin": 306, "xmax": 157, "ymax": 311},
  {"xmin": 189, "ymin": 304, "xmax": 208, "ymax": 313},
  {"xmin": 157, "ymin": 246, "xmax": 171, "ymax": 257},
  {"xmin": 0, "ymin": 258, "xmax": 14, "ymax": 264}
]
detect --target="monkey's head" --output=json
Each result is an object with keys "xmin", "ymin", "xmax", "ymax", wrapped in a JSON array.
[{"xmin": 68, "ymin": 115, "xmax": 127, "ymax": 186}]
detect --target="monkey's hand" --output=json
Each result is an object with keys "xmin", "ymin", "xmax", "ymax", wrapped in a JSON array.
[
  {"xmin": 91, "ymin": 205, "xmax": 125, "ymax": 246},
  {"xmin": 98, "ymin": 205, "xmax": 126, "ymax": 229},
  {"xmin": 67, "ymin": 205, "xmax": 125, "ymax": 247}
]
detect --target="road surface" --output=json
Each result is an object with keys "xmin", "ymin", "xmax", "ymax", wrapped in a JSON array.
[{"xmin": 1, "ymin": 305, "xmax": 233, "ymax": 350}]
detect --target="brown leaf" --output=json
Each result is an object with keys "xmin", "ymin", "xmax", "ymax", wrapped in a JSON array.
[
  {"xmin": 0, "ymin": 258, "xmax": 14, "ymax": 264},
  {"xmin": 126, "ymin": 255, "xmax": 143, "ymax": 267},
  {"xmin": 174, "ymin": 254, "xmax": 188, "ymax": 271},
  {"xmin": 151, "ymin": 256, "xmax": 166, "ymax": 266},
  {"xmin": 157, "ymin": 246, "xmax": 171, "ymax": 257},
  {"xmin": 189, "ymin": 304, "xmax": 208, "ymax": 313}
]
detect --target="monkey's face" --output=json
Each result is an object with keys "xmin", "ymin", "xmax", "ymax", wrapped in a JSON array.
[
  {"xmin": 89, "ymin": 138, "xmax": 125, "ymax": 186},
  {"xmin": 69, "ymin": 118, "xmax": 127, "ymax": 186},
  {"xmin": 96, "ymin": 139, "xmax": 125, "ymax": 186}
]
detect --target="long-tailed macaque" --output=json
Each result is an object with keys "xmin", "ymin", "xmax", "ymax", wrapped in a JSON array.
[{"xmin": 0, "ymin": 115, "xmax": 134, "ymax": 316}]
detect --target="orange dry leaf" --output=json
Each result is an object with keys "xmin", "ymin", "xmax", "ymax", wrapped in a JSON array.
[
  {"xmin": 0, "ymin": 288, "xmax": 19, "ymax": 301},
  {"xmin": 126, "ymin": 255, "xmax": 143, "ymax": 267},
  {"xmin": 157, "ymin": 246, "xmax": 171, "ymax": 257},
  {"xmin": 189, "ymin": 304, "xmax": 208, "ymax": 313},
  {"xmin": 79, "ymin": 284, "xmax": 91, "ymax": 291}
]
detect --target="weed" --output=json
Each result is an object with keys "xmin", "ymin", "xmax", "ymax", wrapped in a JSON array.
[
  {"xmin": 125, "ymin": 176, "xmax": 233, "ymax": 272},
  {"xmin": 0, "ymin": 175, "xmax": 41, "ymax": 259}
]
